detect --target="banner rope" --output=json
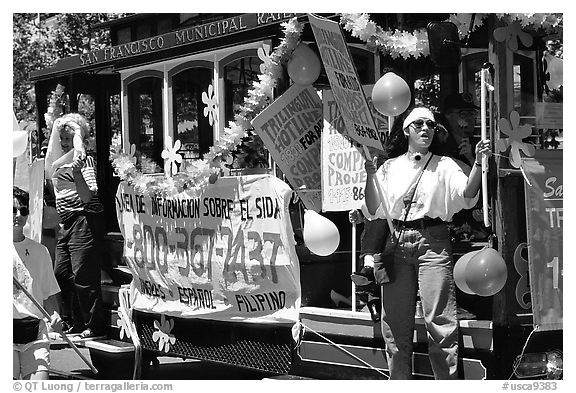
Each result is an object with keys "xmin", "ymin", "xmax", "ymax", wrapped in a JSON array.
[
  {"xmin": 507, "ymin": 326, "xmax": 537, "ymax": 380},
  {"xmin": 300, "ymin": 322, "xmax": 390, "ymax": 378}
]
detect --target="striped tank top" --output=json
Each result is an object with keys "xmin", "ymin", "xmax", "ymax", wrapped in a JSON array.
[{"xmin": 52, "ymin": 155, "xmax": 103, "ymax": 223}]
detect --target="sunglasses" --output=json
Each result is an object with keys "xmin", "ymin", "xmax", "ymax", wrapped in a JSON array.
[
  {"xmin": 13, "ymin": 206, "xmax": 30, "ymax": 216},
  {"xmin": 411, "ymin": 119, "xmax": 437, "ymax": 129}
]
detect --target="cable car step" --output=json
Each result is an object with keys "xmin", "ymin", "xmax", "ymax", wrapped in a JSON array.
[{"xmin": 83, "ymin": 339, "xmax": 135, "ymax": 353}]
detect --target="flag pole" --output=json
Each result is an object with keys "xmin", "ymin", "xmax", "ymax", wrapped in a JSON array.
[
  {"xmin": 351, "ymin": 222, "xmax": 357, "ymax": 311},
  {"xmin": 481, "ymin": 65, "xmax": 490, "ymax": 227},
  {"xmin": 13, "ymin": 276, "xmax": 98, "ymax": 375}
]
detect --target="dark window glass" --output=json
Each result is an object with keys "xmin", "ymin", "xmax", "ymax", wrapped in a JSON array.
[
  {"xmin": 223, "ymin": 57, "xmax": 260, "ymax": 124},
  {"xmin": 172, "ymin": 67, "xmax": 213, "ymax": 165},
  {"xmin": 127, "ymin": 76, "xmax": 163, "ymax": 172}
]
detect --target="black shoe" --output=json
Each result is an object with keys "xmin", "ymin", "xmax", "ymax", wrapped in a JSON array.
[
  {"xmin": 64, "ymin": 323, "xmax": 86, "ymax": 335},
  {"xmin": 79, "ymin": 328, "xmax": 106, "ymax": 339},
  {"xmin": 60, "ymin": 320, "xmax": 71, "ymax": 333},
  {"xmin": 367, "ymin": 298, "xmax": 381, "ymax": 322},
  {"xmin": 351, "ymin": 265, "xmax": 375, "ymax": 286}
]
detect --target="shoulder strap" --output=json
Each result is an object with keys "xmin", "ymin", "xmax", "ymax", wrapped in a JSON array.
[{"xmin": 402, "ymin": 154, "xmax": 433, "ymax": 220}]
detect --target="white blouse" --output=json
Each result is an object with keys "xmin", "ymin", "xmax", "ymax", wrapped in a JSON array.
[{"xmin": 363, "ymin": 152, "xmax": 479, "ymax": 223}]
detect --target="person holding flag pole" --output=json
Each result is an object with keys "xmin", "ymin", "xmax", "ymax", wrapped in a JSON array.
[
  {"xmin": 13, "ymin": 186, "xmax": 97, "ymax": 378},
  {"xmin": 362, "ymin": 105, "xmax": 491, "ymax": 379}
]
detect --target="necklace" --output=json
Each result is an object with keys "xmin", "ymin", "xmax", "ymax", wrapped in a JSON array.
[{"xmin": 406, "ymin": 150, "xmax": 428, "ymax": 162}]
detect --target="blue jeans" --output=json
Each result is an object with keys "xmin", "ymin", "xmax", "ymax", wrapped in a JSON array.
[
  {"xmin": 380, "ymin": 223, "xmax": 458, "ymax": 379},
  {"xmin": 54, "ymin": 212, "xmax": 105, "ymax": 333}
]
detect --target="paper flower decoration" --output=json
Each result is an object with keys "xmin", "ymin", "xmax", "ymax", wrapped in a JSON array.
[
  {"xmin": 448, "ymin": 13, "xmax": 487, "ymax": 38},
  {"xmin": 117, "ymin": 311, "xmax": 131, "ymax": 340},
  {"xmin": 152, "ymin": 314, "xmax": 176, "ymax": 353},
  {"xmin": 161, "ymin": 135, "xmax": 182, "ymax": 177},
  {"xmin": 258, "ymin": 43, "xmax": 273, "ymax": 74},
  {"xmin": 497, "ymin": 110, "xmax": 535, "ymax": 168},
  {"xmin": 340, "ymin": 13, "xmax": 429, "ymax": 59},
  {"xmin": 493, "ymin": 21, "xmax": 533, "ymax": 52},
  {"xmin": 499, "ymin": 13, "xmax": 562, "ymax": 34},
  {"xmin": 202, "ymin": 84, "xmax": 218, "ymax": 126},
  {"xmin": 126, "ymin": 143, "xmax": 137, "ymax": 165}
]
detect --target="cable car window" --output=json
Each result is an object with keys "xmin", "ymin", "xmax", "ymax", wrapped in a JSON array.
[
  {"xmin": 223, "ymin": 55, "xmax": 260, "ymax": 125},
  {"xmin": 171, "ymin": 66, "xmax": 213, "ymax": 166},
  {"xmin": 126, "ymin": 74, "xmax": 164, "ymax": 173}
]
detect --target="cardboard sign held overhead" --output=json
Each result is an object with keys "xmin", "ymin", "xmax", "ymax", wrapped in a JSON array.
[
  {"xmin": 322, "ymin": 86, "xmax": 389, "ymax": 212},
  {"xmin": 308, "ymin": 13, "xmax": 384, "ymax": 152},
  {"xmin": 251, "ymin": 84, "xmax": 323, "ymax": 211}
]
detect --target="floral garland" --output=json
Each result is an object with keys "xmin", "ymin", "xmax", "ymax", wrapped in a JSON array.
[
  {"xmin": 496, "ymin": 13, "xmax": 562, "ymax": 34},
  {"xmin": 341, "ymin": 13, "xmax": 562, "ymax": 59},
  {"xmin": 110, "ymin": 17, "xmax": 303, "ymax": 198},
  {"xmin": 340, "ymin": 13, "xmax": 430, "ymax": 59}
]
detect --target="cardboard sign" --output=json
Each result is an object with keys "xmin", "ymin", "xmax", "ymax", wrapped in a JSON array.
[
  {"xmin": 308, "ymin": 13, "xmax": 384, "ymax": 152},
  {"xmin": 535, "ymin": 102, "xmax": 563, "ymax": 130},
  {"xmin": 115, "ymin": 174, "xmax": 301, "ymax": 324},
  {"xmin": 321, "ymin": 86, "xmax": 389, "ymax": 212},
  {"xmin": 522, "ymin": 151, "xmax": 563, "ymax": 331},
  {"xmin": 251, "ymin": 84, "xmax": 323, "ymax": 211},
  {"xmin": 23, "ymin": 159, "xmax": 45, "ymax": 243}
]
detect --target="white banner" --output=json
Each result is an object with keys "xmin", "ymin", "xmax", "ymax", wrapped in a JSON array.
[
  {"xmin": 308, "ymin": 13, "xmax": 384, "ymax": 152},
  {"xmin": 115, "ymin": 174, "xmax": 301, "ymax": 324},
  {"xmin": 322, "ymin": 86, "xmax": 389, "ymax": 212},
  {"xmin": 251, "ymin": 84, "xmax": 323, "ymax": 211}
]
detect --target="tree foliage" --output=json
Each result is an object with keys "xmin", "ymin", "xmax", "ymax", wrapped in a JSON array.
[
  {"xmin": 13, "ymin": 14, "xmax": 57, "ymax": 122},
  {"xmin": 13, "ymin": 13, "xmax": 126, "ymax": 122}
]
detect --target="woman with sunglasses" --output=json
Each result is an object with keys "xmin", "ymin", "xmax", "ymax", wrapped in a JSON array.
[
  {"xmin": 13, "ymin": 186, "xmax": 63, "ymax": 379},
  {"xmin": 362, "ymin": 105, "xmax": 491, "ymax": 379}
]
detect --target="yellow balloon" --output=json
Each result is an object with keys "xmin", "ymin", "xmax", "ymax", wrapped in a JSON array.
[{"xmin": 303, "ymin": 210, "xmax": 340, "ymax": 256}]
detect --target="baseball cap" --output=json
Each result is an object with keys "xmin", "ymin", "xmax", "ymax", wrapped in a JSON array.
[{"xmin": 443, "ymin": 92, "xmax": 479, "ymax": 111}]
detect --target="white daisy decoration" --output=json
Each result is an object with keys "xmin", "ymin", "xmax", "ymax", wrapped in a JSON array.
[
  {"xmin": 496, "ymin": 110, "xmax": 536, "ymax": 168},
  {"xmin": 161, "ymin": 135, "xmax": 183, "ymax": 177},
  {"xmin": 126, "ymin": 143, "xmax": 137, "ymax": 165},
  {"xmin": 493, "ymin": 21, "xmax": 533, "ymax": 52},
  {"xmin": 151, "ymin": 314, "xmax": 176, "ymax": 353},
  {"xmin": 202, "ymin": 84, "xmax": 218, "ymax": 126},
  {"xmin": 257, "ymin": 43, "xmax": 273, "ymax": 74},
  {"xmin": 117, "ymin": 312, "xmax": 131, "ymax": 340}
]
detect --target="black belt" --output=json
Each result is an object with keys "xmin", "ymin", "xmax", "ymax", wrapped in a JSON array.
[{"xmin": 393, "ymin": 217, "xmax": 445, "ymax": 229}]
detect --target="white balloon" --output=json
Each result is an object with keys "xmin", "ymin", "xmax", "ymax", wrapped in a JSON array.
[
  {"xmin": 454, "ymin": 250, "xmax": 480, "ymax": 295},
  {"xmin": 303, "ymin": 210, "xmax": 340, "ymax": 256},
  {"xmin": 287, "ymin": 43, "xmax": 321, "ymax": 86},
  {"xmin": 13, "ymin": 131, "xmax": 28, "ymax": 158}
]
